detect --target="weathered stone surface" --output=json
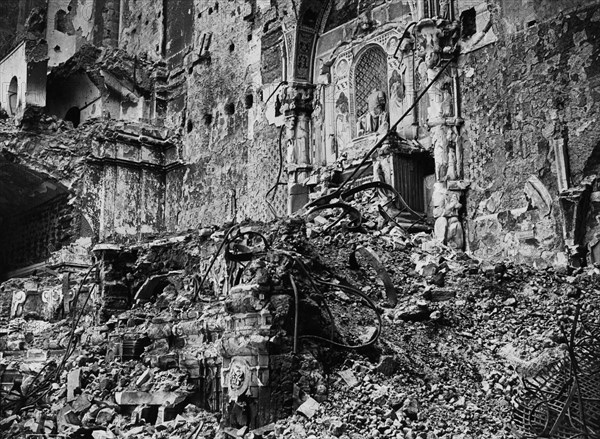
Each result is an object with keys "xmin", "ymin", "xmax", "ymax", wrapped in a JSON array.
[
  {"xmin": 71, "ymin": 393, "xmax": 92, "ymax": 413},
  {"xmin": 297, "ymin": 397, "xmax": 320, "ymax": 419},
  {"xmin": 462, "ymin": 2, "xmax": 600, "ymax": 265},
  {"xmin": 114, "ymin": 391, "xmax": 187, "ymax": 406},
  {"xmin": 67, "ymin": 368, "xmax": 81, "ymax": 402},
  {"xmin": 395, "ymin": 304, "xmax": 430, "ymax": 322},
  {"xmin": 375, "ymin": 356, "xmax": 399, "ymax": 377},
  {"xmin": 338, "ymin": 370, "xmax": 359, "ymax": 387},
  {"xmin": 423, "ymin": 288, "xmax": 456, "ymax": 302},
  {"xmin": 57, "ymin": 406, "xmax": 81, "ymax": 432},
  {"xmin": 95, "ymin": 407, "xmax": 116, "ymax": 426},
  {"xmin": 92, "ymin": 430, "xmax": 116, "ymax": 439}
]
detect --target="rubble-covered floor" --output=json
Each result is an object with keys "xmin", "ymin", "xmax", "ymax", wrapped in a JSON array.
[{"xmin": 1, "ymin": 189, "xmax": 599, "ymax": 439}]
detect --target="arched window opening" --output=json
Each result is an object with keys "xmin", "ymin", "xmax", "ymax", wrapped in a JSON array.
[
  {"xmin": 64, "ymin": 107, "xmax": 81, "ymax": 128},
  {"xmin": 8, "ymin": 77, "xmax": 18, "ymax": 116},
  {"xmin": 352, "ymin": 45, "xmax": 389, "ymax": 137}
]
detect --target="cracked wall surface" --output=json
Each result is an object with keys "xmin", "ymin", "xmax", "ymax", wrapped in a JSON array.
[
  {"xmin": 460, "ymin": 0, "xmax": 600, "ymax": 266},
  {"xmin": 164, "ymin": 0, "xmax": 290, "ymax": 229}
]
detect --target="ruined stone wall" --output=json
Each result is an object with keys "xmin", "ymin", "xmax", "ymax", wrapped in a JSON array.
[
  {"xmin": 0, "ymin": 121, "xmax": 110, "ymax": 243},
  {"xmin": 460, "ymin": 1, "xmax": 600, "ymax": 266},
  {"xmin": 118, "ymin": 0, "xmax": 164, "ymax": 62},
  {"xmin": 164, "ymin": 0, "xmax": 288, "ymax": 230},
  {"xmin": 46, "ymin": 0, "xmax": 96, "ymax": 67},
  {"xmin": 0, "ymin": 0, "xmax": 21, "ymax": 60},
  {"xmin": 0, "ymin": 0, "xmax": 46, "ymax": 60}
]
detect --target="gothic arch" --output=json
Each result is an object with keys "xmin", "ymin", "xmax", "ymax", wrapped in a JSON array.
[{"xmin": 292, "ymin": 0, "xmax": 333, "ymax": 82}]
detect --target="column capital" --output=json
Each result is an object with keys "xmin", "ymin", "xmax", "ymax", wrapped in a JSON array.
[{"xmin": 281, "ymin": 83, "xmax": 315, "ymax": 116}]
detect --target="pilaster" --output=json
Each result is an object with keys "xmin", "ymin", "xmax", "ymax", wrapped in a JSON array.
[
  {"xmin": 413, "ymin": 6, "xmax": 465, "ymax": 249},
  {"xmin": 282, "ymin": 84, "xmax": 315, "ymax": 214}
]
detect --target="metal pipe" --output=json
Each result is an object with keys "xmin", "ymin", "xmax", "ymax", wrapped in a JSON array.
[
  {"xmin": 452, "ymin": 71, "xmax": 461, "ymax": 120},
  {"xmin": 265, "ymin": 81, "xmax": 288, "ymax": 104},
  {"xmin": 392, "ymin": 22, "xmax": 416, "ymax": 60},
  {"xmin": 289, "ymin": 274, "xmax": 299, "ymax": 354}
]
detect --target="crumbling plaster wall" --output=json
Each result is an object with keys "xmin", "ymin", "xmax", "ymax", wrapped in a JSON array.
[
  {"xmin": 118, "ymin": 0, "xmax": 164, "ymax": 62},
  {"xmin": 0, "ymin": 42, "xmax": 28, "ymax": 116},
  {"xmin": 460, "ymin": 0, "xmax": 600, "ymax": 266},
  {"xmin": 47, "ymin": 0, "xmax": 96, "ymax": 67},
  {"xmin": 165, "ymin": 0, "xmax": 290, "ymax": 230}
]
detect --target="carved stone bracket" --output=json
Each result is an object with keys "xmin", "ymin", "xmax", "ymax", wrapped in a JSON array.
[
  {"xmin": 559, "ymin": 175, "xmax": 597, "ymax": 266},
  {"xmin": 281, "ymin": 84, "xmax": 314, "ymax": 115}
]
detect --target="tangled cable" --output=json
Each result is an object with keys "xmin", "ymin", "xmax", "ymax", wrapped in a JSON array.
[
  {"xmin": 280, "ymin": 250, "xmax": 382, "ymax": 350},
  {"xmin": 188, "ymin": 224, "xmax": 382, "ymax": 353}
]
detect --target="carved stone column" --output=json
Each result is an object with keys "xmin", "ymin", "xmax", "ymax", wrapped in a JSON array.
[
  {"xmin": 282, "ymin": 84, "xmax": 314, "ymax": 214},
  {"xmin": 414, "ymin": 15, "xmax": 464, "ymax": 249}
]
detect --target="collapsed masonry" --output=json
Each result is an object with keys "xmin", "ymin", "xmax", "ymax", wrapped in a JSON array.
[
  {"xmin": 2, "ymin": 193, "xmax": 600, "ymax": 439},
  {"xmin": 1, "ymin": 0, "xmax": 600, "ymax": 438},
  {"xmin": 0, "ymin": 205, "xmax": 386, "ymax": 437}
]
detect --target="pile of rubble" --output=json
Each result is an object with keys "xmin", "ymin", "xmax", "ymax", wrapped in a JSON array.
[{"xmin": 1, "ymin": 188, "xmax": 599, "ymax": 439}]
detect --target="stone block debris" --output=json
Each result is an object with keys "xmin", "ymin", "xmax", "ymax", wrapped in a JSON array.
[{"xmin": 1, "ymin": 0, "xmax": 600, "ymax": 438}]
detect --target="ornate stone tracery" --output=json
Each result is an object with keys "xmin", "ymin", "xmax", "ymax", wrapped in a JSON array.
[{"xmin": 282, "ymin": 84, "xmax": 315, "ymax": 213}]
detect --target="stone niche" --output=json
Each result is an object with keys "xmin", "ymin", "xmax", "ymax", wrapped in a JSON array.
[{"xmin": 313, "ymin": 24, "xmax": 418, "ymax": 166}]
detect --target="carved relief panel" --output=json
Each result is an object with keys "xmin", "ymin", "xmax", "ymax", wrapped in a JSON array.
[{"xmin": 313, "ymin": 28, "xmax": 416, "ymax": 164}]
